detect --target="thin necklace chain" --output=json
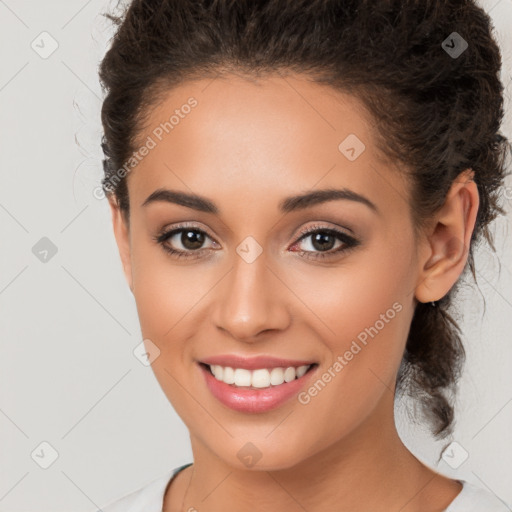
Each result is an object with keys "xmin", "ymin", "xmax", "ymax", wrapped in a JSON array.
[{"xmin": 180, "ymin": 464, "xmax": 195, "ymax": 512}]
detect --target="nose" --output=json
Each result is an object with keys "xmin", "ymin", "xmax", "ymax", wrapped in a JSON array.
[{"xmin": 212, "ymin": 254, "xmax": 291, "ymax": 342}]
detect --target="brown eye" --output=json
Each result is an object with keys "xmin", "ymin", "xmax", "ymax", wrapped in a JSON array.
[
  {"xmin": 154, "ymin": 224, "xmax": 218, "ymax": 260},
  {"xmin": 307, "ymin": 232, "xmax": 337, "ymax": 252},
  {"xmin": 178, "ymin": 229, "xmax": 206, "ymax": 250},
  {"xmin": 290, "ymin": 226, "xmax": 360, "ymax": 261}
]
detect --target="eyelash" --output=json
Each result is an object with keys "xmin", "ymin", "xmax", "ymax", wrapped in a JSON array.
[{"xmin": 153, "ymin": 222, "xmax": 360, "ymax": 261}]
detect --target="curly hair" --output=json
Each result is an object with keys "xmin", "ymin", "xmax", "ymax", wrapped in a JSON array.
[{"xmin": 98, "ymin": 0, "xmax": 511, "ymax": 439}]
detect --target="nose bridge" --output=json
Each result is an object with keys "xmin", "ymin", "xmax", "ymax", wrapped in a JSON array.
[{"xmin": 213, "ymin": 246, "xmax": 289, "ymax": 340}]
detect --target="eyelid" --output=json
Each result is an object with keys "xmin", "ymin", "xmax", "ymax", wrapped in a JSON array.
[
  {"xmin": 293, "ymin": 221, "xmax": 354, "ymax": 238},
  {"xmin": 289, "ymin": 221, "xmax": 357, "ymax": 245},
  {"xmin": 157, "ymin": 221, "xmax": 219, "ymax": 244}
]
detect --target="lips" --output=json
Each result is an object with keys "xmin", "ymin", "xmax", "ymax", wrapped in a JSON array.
[
  {"xmin": 199, "ymin": 354, "xmax": 317, "ymax": 370},
  {"xmin": 197, "ymin": 360, "xmax": 319, "ymax": 413}
]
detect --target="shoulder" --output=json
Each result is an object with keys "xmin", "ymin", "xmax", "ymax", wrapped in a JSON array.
[
  {"xmin": 100, "ymin": 463, "xmax": 192, "ymax": 512},
  {"xmin": 445, "ymin": 480, "xmax": 511, "ymax": 512}
]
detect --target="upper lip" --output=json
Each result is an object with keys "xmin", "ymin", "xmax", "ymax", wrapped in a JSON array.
[{"xmin": 199, "ymin": 354, "xmax": 317, "ymax": 370}]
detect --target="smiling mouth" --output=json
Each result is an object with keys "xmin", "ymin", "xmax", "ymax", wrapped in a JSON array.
[{"xmin": 199, "ymin": 362, "xmax": 318, "ymax": 389}]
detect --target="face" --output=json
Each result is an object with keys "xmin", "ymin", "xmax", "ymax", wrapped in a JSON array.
[{"xmin": 111, "ymin": 73, "xmax": 429, "ymax": 470}]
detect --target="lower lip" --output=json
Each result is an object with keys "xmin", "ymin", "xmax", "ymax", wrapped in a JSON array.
[{"xmin": 198, "ymin": 363, "xmax": 318, "ymax": 413}]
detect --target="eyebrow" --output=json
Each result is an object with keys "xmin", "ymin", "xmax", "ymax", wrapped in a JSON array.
[{"xmin": 142, "ymin": 187, "xmax": 379, "ymax": 214}]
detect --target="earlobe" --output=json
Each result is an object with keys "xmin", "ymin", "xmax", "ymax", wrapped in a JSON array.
[
  {"xmin": 415, "ymin": 169, "xmax": 479, "ymax": 304},
  {"xmin": 108, "ymin": 198, "xmax": 134, "ymax": 292}
]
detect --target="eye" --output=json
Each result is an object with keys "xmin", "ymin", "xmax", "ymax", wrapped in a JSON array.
[
  {"xmin": 153, "ymin": 223, "xmax": 218, "ymax": 260},
  {"xmin": 153, "ymin": 222, "xmax": 360, "ymax": 261},
  {"xmin": 289, "ymin": 224, "xmax": 360, "ymax": 260}
]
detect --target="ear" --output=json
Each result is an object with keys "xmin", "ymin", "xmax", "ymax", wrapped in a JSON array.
[
  {"xmin": 415, "ymin": 169, "xmax": 479, "ymax": 303},
  {"xmin": 108, "ymin": 198, "xmax": 134, "ymax": 292}
]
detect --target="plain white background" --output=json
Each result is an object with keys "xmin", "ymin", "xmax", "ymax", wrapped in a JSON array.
[{"xmin": 0, "ymin": 0, "xmax": 511, "ymax": 510}]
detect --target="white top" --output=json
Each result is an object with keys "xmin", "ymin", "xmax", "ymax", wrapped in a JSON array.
[{"xmin": 100, "ymin": 463, "xmax": 511, "ymax": 512}]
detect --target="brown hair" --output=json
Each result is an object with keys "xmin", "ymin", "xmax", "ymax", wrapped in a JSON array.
[{"xmin": 98, "ymin": 0, "xmax": 511, "ymax": 439}]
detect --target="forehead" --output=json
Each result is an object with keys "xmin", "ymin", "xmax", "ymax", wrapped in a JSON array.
[{"xmin": 128, "ymin": 73, "xmax": 410, "ymax": 218}]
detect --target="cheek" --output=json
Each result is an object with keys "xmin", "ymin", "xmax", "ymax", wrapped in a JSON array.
[
  {"xmin": 288, "ymin": 242, "xmax": 414, "ymax": 348},
  {"xmin": 286, "ymin": 240, "xmax": 415, "ymax": 406},
  {"xmin": 130, "ymin": 240, "xmax": 220, "ymax": 349},
  {"xmin": 129, "ymin": 246, "xmax": 213, "ymax": 408}
]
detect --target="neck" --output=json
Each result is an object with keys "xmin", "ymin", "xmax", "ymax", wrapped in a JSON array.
[{"xmin": 166, "ymin": 394, "xmax": 459, "ymax": 512}]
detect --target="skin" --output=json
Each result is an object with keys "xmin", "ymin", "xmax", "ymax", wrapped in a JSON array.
[{"xmin": 108, "ymin": 73, "xmax": 479, "ymax": 511}]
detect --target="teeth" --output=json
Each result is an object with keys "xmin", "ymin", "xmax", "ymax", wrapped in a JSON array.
[
  {"xmin": 209, "ymin": 364, "xmax": 312, "ymax": 388},
  {"xmin": 296, "ymin": 365, "xmax": 309, "ymax": 378}
]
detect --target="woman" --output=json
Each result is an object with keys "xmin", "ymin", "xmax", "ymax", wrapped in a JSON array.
[{"xmin": 97, "ymin": 0, "xmax": 511, "ymax": 510}]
